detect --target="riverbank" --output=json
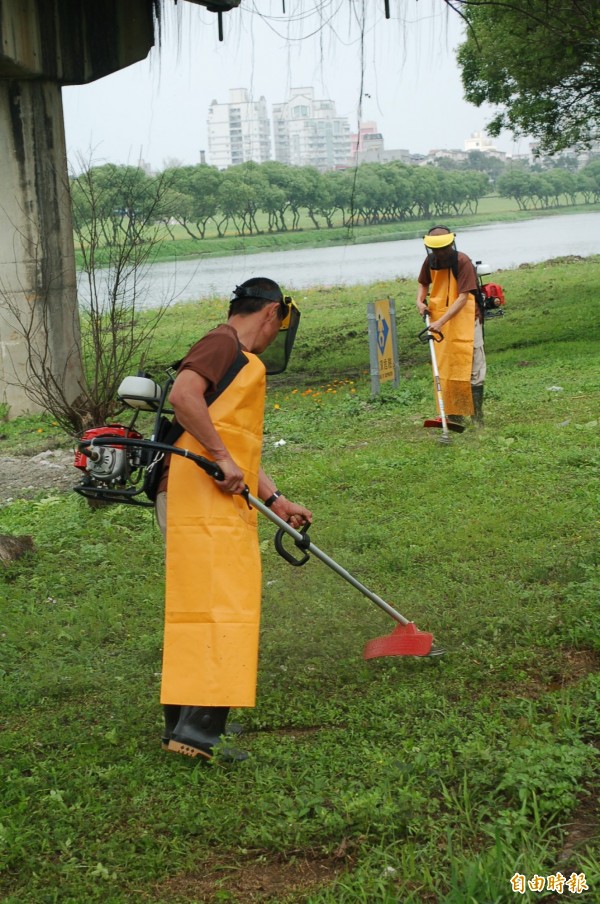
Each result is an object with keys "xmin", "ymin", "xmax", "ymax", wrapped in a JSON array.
[{"xmin": 74, "ymin": 199, "xmax": 600, "ymax": 269}]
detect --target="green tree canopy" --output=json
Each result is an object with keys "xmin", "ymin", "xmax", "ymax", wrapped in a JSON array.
[{"xmin": 454, "ymin": 0, "xmax": 600, "ymax": 154}]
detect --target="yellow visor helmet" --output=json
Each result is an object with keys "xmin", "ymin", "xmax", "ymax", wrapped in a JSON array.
[
  {"xmin": 424, "ymin": 228, "xmax": 457, "ymax": 270},
  {"xmin": 423, "ymin": 231, "xmax": 456, "ymax": 249}
]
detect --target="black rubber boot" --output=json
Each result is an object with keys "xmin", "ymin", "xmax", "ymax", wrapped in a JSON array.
[
  {"xmin": 471, "ymin": 384, "xmax": 484, "ymax": 426},
  {"xmin": 447, "ymin": 414, "xmax": 466, "ymax": 427},
  {"xmin": 161, "ymin": 705, "xmax": 243, "ymax": 750},
  {"xmin": 166, "ymin": 706, "xmax": 248, "ymax": 762},
  {"xmin": 161, "ymin": 704, "xmax": 181, "ymax": 750}
]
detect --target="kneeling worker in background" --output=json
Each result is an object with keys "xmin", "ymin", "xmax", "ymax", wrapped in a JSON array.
[{"xmin": 156, "ymin": 277, "xmax": 312, "ymax": 760}]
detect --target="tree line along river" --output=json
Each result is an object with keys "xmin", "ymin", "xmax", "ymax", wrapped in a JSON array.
[{"xmin": 77, "ymin": 211, "xmax": 600, "ymax": 310}]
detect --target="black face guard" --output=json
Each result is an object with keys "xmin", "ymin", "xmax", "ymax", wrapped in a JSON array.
[
  {"xmin": 259, "ymin": 298, "xmax": 301, "ymax": 375},
  {"xmin": 426, "ymin": 243, "xmax": 458, "ymax": 271},
  {"xmin": 231, "ymin": 283, "xmax": 301, "ymax": 375}
]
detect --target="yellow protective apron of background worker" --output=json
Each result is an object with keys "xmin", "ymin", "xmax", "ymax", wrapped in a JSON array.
[
  {"xmin": 429, "ymin": 268, "xmax": 475, "ymax": 416},
  {"xmin": 161, "ymin": 351, "xmax": 265, "ymax": 707}
]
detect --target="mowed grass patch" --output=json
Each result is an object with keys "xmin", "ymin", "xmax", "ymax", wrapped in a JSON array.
[{"xmin": 0, "ymin": 256, "xmax": 599, "ymax": 903}]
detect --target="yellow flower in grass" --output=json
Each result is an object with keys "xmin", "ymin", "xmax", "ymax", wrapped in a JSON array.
[{"xmin": 273, "ymin": 403, "xmax": 281, "ymax": 410}]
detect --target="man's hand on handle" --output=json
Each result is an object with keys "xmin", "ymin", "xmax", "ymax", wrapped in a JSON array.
[{"xmin": 270, "ymin": 495, "xmax": 312, "ymax": 530}]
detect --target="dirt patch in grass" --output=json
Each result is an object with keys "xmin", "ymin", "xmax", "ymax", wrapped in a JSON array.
[
  {"xmin": 545, "ymin": 647, "xmax": 600, "ymax": 691},
  {"xmin": 543, "ymin": 781, "xmax": 599, "ymax": 902},
  {"xmin": 152, "ymin": 849, "xmax": 352, "ymax": 903},
  {"xmin": 557, "ymin": 787, "xmax": 599, "ymax": 867},
  {"xmin": 511, "ymin": 646, "xmax": 600, "ymax": 701},
  {"xmin": 0, "ymin": 449, "xmax": 74, "ymax": 503}
]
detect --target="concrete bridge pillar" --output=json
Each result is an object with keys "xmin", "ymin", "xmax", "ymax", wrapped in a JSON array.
[
  {"xmin": 0, "ymin": 78, "xmax": 81, "ymax": 415},
  {"xmin": 0, "ymin": 0, "xmax": 156, "ymax": 417}
]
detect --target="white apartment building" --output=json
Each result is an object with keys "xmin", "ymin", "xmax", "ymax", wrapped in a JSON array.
[
  {"xmin": 207, "ymin": 88, "xmax": 271, "ymax": 169},
  {"xmin": 272, "ymin": 87, "xmax": 351, "ymax": 170},
  {"xmin": 465, "ymin": 131, "xmax": 498, "ymax": 154}
]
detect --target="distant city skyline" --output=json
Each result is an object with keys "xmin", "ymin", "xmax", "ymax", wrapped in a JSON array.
[
  {"xmin": 204, "ymin": 84, "xmax": 508, "ymax": 172},
  {"xmin": 62, "ymin": 1, "xmax": 528, "ymax": 172}
]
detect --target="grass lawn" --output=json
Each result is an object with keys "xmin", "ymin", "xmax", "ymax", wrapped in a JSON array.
[{"xmin": 0, "ymin": 256, "xmax": 599, "ymax": 902}]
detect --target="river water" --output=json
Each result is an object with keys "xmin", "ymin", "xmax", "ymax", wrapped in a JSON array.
[{"xmin": 78, "ymin": 211, "xmax": 600, "ymax": 308}]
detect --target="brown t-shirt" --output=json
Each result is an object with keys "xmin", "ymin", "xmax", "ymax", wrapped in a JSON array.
[
  {"xmin": 418, "ymin": 251, "xmax": 478, "ymax": 296},
  {"xmin": 157, "ymin": 324, "xmax": 243, "ymax": 495}
]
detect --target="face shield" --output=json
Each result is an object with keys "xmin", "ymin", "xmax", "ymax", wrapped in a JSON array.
[
  {"xmin": 259, "ymin": 296, "xmax": 301, "ymax": 375},
  {"xmin": 423, "ymin": 231, "xmax": 458, "ymax": 271}
]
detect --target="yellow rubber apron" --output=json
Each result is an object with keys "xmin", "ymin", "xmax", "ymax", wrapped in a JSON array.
[
  {"xmin": 161, "ymin": 352, "xmax": 265, "ymax": 707},
  {"xmin": 429, "ymin": 268, "xmax": 475, "ymax": 416}
]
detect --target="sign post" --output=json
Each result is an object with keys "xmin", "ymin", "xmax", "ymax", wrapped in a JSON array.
[{"xmin": 367, "ymin": 297, "xmax": 399, "ymax": 395}]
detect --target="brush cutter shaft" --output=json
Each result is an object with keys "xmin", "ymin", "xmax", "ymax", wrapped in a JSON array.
[
  {"xmin": 79, "ymin": 436, "xmax": 410, "ymax": 625},
  {"xmin": 423, "ymin": 313, "xmax": 450, "ymax": 439},
  {"xmin": 76, "ymin": 436, "xmax": 441, "ymax": 656},
  {"xmin": 247, "ymin": 493, "xmax": 410, "ymax": 626}
]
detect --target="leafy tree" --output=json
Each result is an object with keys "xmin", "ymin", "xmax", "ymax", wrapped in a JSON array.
[
  {"xmin": 313, "ymin": 171, "xmax": 344, "ymax": 228},
  {"xmin": 292, "ymin": 167, "xmax": 326, "ymax": 230},
  {"xmin": 463, "ymin": 171, "xmax": 489, "ymax": 213},
  {"xmin": 529, "ymin": 174, "xmax": 551, "ymax": 209},
  {"xmin": 4, "ymin": 162, "xmax": 175, "ymax": 433},
  {"xmin": 454, "ymin": 0, "xmax": 600, "ymax": 153},
  {"xmin": 577, "ymin": 160, "xmax": 600, "ymax": 203},
  {"xmin": 410, "ymin": 168, "xmax": 439, "ymax": 219},
  {"xmin": 349, "ymin": 165, "xmax": 388, "ymax": 224},
  {"xmin": 544, "ymin": 169, "xmax": 577, "ymax": 208},
  {"xmin": 163, "ymin": 165, "xmax": 222, "ymax": 238},
  {"xmin": 497, "ymin": 168, "xmax": 536, "ymax": 210},
  {"xmin": 258, "ymin": 161, "xmax": 294, "ymax": 230},
  {"xmin": 218, "ymin": 163, "xmax": 267, "ymax": 236},
  {"xmin": 381, "ymin": 163, "xmax": 414, "ymax": 220}
]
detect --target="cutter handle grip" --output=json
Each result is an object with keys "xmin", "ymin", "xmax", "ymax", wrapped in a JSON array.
[
  {"xmin": 274, "ymin": 522, "xmax": 311, "ymax": 566},
  {"xmin": 418, "ymin": 326, "xmax": 443, "ymax": 343}
]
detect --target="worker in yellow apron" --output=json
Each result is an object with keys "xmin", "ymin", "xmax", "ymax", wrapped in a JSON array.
[
  {"xmin": 156, "ymin": 278, "xmax": 312, "ymax": 761},
  {"xmin": 415, "ymin": 227, "xmax": 486, "ymax": 424}
]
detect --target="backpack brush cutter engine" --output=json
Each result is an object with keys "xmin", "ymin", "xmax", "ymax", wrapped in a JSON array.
[
  {"xmin": 73, "ymin": 373, "xmax": 172, "ymax": 508},
  {"xmin": 73, "ymin": 375, "xmax": 444, "ymax": 662},
  {"xmin": 475, "ymin": 261, "xmax": 506, "ymax": 319}
]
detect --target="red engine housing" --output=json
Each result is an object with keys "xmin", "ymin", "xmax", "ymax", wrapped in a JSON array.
[
  {"xmin": 74, "ymin": 425, "xmax": 144, "ymax": 471},
  {"xmin": 481, "ymin": 282, "xmax": 506, "ymax": 307}
]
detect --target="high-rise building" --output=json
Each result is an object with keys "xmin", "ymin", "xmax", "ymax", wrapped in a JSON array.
[
  {"xmin": 272, "ymin": 87, "xmax": 351, "ymax": 170},
  {"xmin": 350, "ymin": 121, "xmax": 383, "ymax": 156},
  {"xmin": 207, "ymin": 89, "xmax": 271, "ymax": 169}
]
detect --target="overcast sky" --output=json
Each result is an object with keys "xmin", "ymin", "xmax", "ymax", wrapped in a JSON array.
[{"xmin": 62, "ymin": 0, "xmax": 527, "ymax": 172}]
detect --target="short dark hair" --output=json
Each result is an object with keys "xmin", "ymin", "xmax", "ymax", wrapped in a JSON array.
[{"xmin": 228, "ymin": 277, "xmax": 285, "ymax": 318}]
